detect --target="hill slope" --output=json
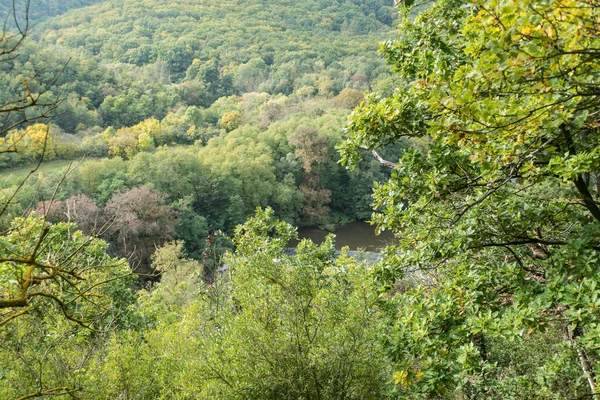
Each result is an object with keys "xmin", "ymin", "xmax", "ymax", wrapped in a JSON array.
[
  {"xmin": 38, "ymin": 0, "xmax": 396, "ymax": 80},
  {"xmin": 0, "ymin": 0, "xmax": 398, "ymax": 132},
  {"xmin": 0, "ymin": 0, "xmax": 104, "ymax": 24}
]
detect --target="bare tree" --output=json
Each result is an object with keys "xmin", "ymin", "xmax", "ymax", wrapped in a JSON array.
[{"xmin": 104, "ymin": 185, "xmax": 176, "ymax": 273}]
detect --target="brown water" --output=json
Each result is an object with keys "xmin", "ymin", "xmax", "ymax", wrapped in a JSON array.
[{"xmin": 291, "ymin": 221, "xmax": 395, "ymax": 252}]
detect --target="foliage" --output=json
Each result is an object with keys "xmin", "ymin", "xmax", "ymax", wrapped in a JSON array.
[
  {"xmin": 332, "ymin": 88, "xmax": 364, "ymax": 109},
  {"xmin": 0, "ymin": 215, "xmax": 134, "ymax": 399},
  {"xmin": 219, "ymin": 110, "xmax": 241, "ymax": 132},
  {"xmin": 88, "ymin": 208, "xmax": 393, "ymax": 398},
  {"xmin": 290, "ymin": 125, "xmax": 332, "ymax": 226},
  {"xmin": 104, "ymin": 185, "xmax": 176, "ymax": 270},
  {"xmin": 0, "ymin": 214, "xmax": 132, "ymax": 328},
  {"xmin": 341, "ymin": 0, "xmax": 600, "ymax": 397},
  {"xmin": 0, "ymin": 0, "xmax": 396, "ymax": 140},
  {"xmin": 0, "ymin": 0, "xmax": 104, "ymax": 23}
]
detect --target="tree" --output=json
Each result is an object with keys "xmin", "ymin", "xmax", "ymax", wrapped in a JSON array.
[
  {"xmin": 0, "ymin": 0, "xmax": 117, "ymax": 332},
  {"xmin": 0, "ymin": 214, "xmax": 131, "ymax": 328},
  {"xmin": 142, "ymin": 240, "xmax": 204, "ymax": 319},
  {"xmin": 136, "ymin": 130, "xmax": 155, "ymax": 152},
  {"xmin": 219, "ymin": 110, "xmax": 241, "ymax": 132},
  {"xmin": 104, "ymin": 185, "xmax": 176, "ymax": 272},
  {"xmin": 105, "ymin": 126, "xmax": 138, "ymax": 159},
  {"xmin": 332, "ymin": 88, "xmax": 364, "ymax": 109},
  {"xmin": 290, "ymin": 125, "xmax": 332, "ymax": 226},
  {"xmin": 63, "ymin": 194, "xmax": 101, "ymax": 234},
  {"xmin": 33, "ymin": 194, "xmax": 101, "ymax": 235},
  {"xmin": 0, "ymin": 214, "xmax": 133, "ymax": 400},
  {"xmin": 0, "ymin": 0, "xmax": 66, "ymax": 204},
  {"xmin": 341, "ymin": 0, "xmax": 600, "ymax": 397},
  {"xmin": 21, "ymin": 123, "xmax": 58, "ymax": 160},
  {"xmin": 90, "ymin": 208, "xmax": 392, "ymax": 398},
  {"xmin": 175, "ymin": 203, "xmax": 209, "ymax": 253},
  {"xmin": 74, "ymin": 157, "xmax": 128, "ymax": 204},
  {"xmin": 198, "ymin": 125, "xmax": 283, "ymax": 224},
  {"xmin": 234, "ymin": 57, "xmax": 269, "ymax": 93},
  {"xmin": 0, "ymin": 1, "xmax": 62, "ymax": 143}
]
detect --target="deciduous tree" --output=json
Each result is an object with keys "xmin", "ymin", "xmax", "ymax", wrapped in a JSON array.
[
  {"xmin": 104, "ymin": 185, "xmax": 176, "ymax": 271},
  {"xmin": 341, "ymin": 0, "xmax": 600, "ymax": 397},
  {"xmin": 0, "ymin": 215, "xmax": 131, "ymax": 328}
]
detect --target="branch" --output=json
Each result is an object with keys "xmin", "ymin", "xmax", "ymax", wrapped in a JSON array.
[
  {"xmin": 574, "ymin": 175, "xmax": 600, "ymax": 223},
  {"xmin": 480, "ymin": 239, "xmax": 566, "ymax": 248},
  {"xmin": 27, "ymin": 291, "xmax": 95, "ymax": 330},
  {"xmin": 16, "ymin": 386, "xmax": 80, "ymax": 400},
  {"xmin": 0, "ymin": 298, "xmax": 27, "ymax": 308},
  {"xmin": 561, "ymin": 126, "xmax": 600, "ymax": 223},
  {"xmin": 371, "ymin": 150, "xmax": 397, "ymax": 169}
]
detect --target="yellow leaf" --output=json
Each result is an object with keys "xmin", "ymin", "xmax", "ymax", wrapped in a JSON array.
[{"xmin": 393, "ymin": 370, "xmax": 410, "ymax": 386}]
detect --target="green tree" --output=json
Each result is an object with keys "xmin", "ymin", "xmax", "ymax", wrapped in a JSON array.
[
  {"xmin": 341, "ymin": 0, "xmax": 600, "ymax": 397},
  {"xmin": 0, "ymin": 215, "xmax": 134, "ymax": 399},
  {"xmin": 290, "ymin": 125, "xmax": 332, "ymax": 226},
  {"xmin": 0, "ymin": 214, "xmax": 132, "ymax": 328},
  {"xmin": 235, "ymin": 57, "xmax": 270, "ymax": 93},
  {"xmin": 91, "ymin": 208, "xmax": 392, "ymax": 398}
]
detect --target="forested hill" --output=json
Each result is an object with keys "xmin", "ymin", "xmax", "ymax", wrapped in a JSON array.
[
  {"xmin": 37, "ymin": 0, "xmax": 395, "ymax": 80},
  {"xmin": 4, "ymin": 0, "xmax": 600, "ymax": 397},
  {"xmin": 0, "ymin": 0, "xmax": 398, "ymax": 135},
  {"xmin": 0, "ymin": 0, "xmax": 104, "ymax": 23},
  {"xmin": 0, "ymin": 0, "xmax": 402, "ymax": 252}
]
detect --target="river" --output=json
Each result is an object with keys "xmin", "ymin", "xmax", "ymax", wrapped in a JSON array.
[{"xmin": 291, "ymin": 221, "xmax": 395, "ymax": 252}]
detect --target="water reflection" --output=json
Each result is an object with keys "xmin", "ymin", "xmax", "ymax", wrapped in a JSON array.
[{"xmin": 290, "ymin": 221, "xmax": 395, "ymax": 252}]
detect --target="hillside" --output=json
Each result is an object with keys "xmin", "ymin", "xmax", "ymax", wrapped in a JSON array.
[
  {"xmin": 2, "ymin": 0, "xmax": 600, "ymax": 398},
  {"xmin": 0, "ymin": 0, "xmax": 398, "ymax": 136},
  {"xmin": 39, "ymin": 0, "xmax": 394, "ymax": 76},
  {"xmin": 0, "ymin": 0, "xmax": 104, "ymax": 23},
  {"xmin": 0, "ymin": 0, "xmax": 401, "ymax": 237}
]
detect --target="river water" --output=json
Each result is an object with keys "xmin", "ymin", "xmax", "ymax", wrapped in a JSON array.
[{"xmin": 292, "ymin": 221, "xmax": 395, "ymax": 252}]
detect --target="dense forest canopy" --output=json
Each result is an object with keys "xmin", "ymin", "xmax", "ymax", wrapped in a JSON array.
[
  {"xmin": 0, "ymin": 0, "xmax": 104, "ymax": 23},
  {"xmin": 0, "ymin": 0, "xmax": 401, "ymax": 251},
  {"xmin": 1, "ymin": 0, "xmax": 600, "ymax": 398},
  {"xmin": 38, "ymin": 0, "xmax": 394, "ymax": 68},
  {"xmin": 0, "ymin": 0, "xmax": 397, "ymax": 147}
]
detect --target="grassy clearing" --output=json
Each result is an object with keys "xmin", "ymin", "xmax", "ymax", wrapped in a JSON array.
[{"xmin": 0, "ymin": 160, "xmax": 79, "ymax": 188}]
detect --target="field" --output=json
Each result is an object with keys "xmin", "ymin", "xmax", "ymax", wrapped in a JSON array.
[{"xmin": 0, "ymin": 159, "xmax": 82, "ymax": 188}]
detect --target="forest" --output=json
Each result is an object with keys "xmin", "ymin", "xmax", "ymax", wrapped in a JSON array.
[{"xmin": 1, "ymin": 0, "xmax": 600, "ymax": 398}]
